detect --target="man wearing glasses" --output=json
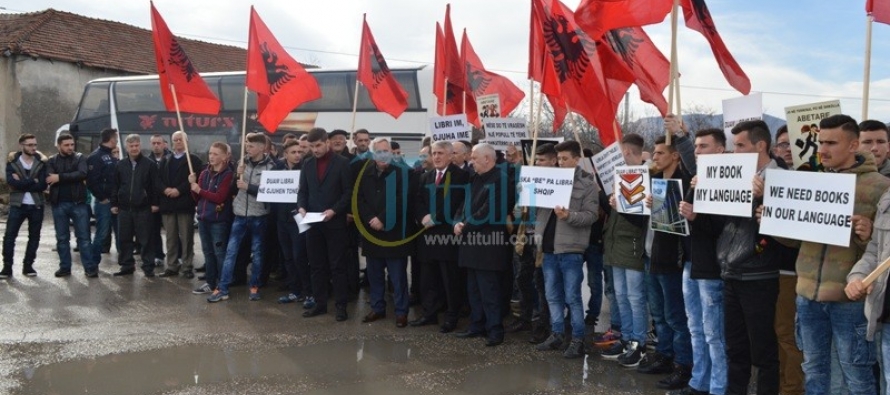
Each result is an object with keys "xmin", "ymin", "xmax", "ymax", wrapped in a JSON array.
[{"xmin": 2, "ymin": 134, "xmax": 48, "ymax": 278}]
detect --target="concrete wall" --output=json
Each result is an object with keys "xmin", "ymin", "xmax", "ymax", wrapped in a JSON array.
[{"xmin": 0, "ymin": 56, "xmax": 127, "ymax": 180}]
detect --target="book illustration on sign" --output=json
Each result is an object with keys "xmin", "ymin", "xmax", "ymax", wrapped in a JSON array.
[
  {"xmin": 650, "ymin": 178, "xmax": 689, "ymax": 236},
  {"xmin": 618, "ymin": 173, "xmax": 646, "ymax": 213}
]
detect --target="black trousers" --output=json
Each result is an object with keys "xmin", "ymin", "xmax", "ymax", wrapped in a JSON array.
[
  {"xmin": 467, "ymin": 268, "xmax": 505, "ymax": 341},
  {"xmin": 118, "ymin": 207, "xmax": 153, "ymax": 272},
  {"xmin": 420, "ymin": 258, "xmax": 466, "ymax": 323},
  {"xmin": 533, "ymin": 266, "xmax": 550, "ymax": 330},
  {"xmin": 514, "ymin": 243, "xmax": 537, "ymax": 321},
  {"xmin": 724, "ymin": 277, "xmax": 780, "ymax": 395},
  {"xmin": 278, "ymin": 221, "xmax": 311, "ymax": 296},
  {"xmin": 306, "ymin": 224, "xmax": 348, "ymax": 307}
]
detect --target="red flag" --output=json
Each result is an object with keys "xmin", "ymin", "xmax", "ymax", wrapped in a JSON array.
[
  {"xmin": 529, "ymin": 0, "xmax": 568, "ymax": 132},
  {"xmin": 433, "ymin": 23, "xmax": 462, "ymax": 116},
  {"xmin": 602, "ymin": 27, "xmax": 670, "ymax": 116},
  {"xmin": 461, "ymin": 30, "xmax": 526, "ymax": 125},
  {"xmin": 681, "ymin": 0, "xmax": 751, "ymax": 94},
  {"xmin": 358, "ymin": 15, "xmax": 408, "ymax": 119},
  {"xmin": 246, "ymin": 7, "xmax": 321, "ymax": 133},
  {"xmin": 575, "ymin": 0, "xmax": 672, "ymax": 39},
  {"xmin": 150, "ymin": 2, "xmax": 220, "ymax": 115},
  {"xmin": 868, "ymin": 0, "xmax": 890, "ymax": 25},
  {"xmin": 443, "ymin": 4, "xmax": 466, "ymax": 91},
  {"xmin": 531, "ymin": 0, "xmax": 634, "ymax": 145}
]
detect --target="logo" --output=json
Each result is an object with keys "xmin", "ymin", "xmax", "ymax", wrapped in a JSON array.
[
  {"xmin": 352, "ymin": 160, "xmax": 427, "ymax": 247},
  {"xmin": 260, "ymin": 42, "xmax": 295, "ymax": 94},
  {"xmin": 465, "ymin": 65, "xmax": 492, "ymax": 97},
  {"xmin": 167, "ymin": 38, "xmax": 199, "ymax": 82},
  {"xmin": 139, "ymin": 115, "xmax": 158, "ymax": 130},
  {"xmin": 368, "ymin": 43, "xmax": 391, "ymax": 89},
  {"xmin": 541, "ymin": 4, "xmax": 596, "ymax": 84},
  {"xmin": 618, "ymin": 173, "xmax": 646, "ymax": 205}
]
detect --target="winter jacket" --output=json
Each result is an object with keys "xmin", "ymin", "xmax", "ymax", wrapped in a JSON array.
[
  {"xmin": 603, "ymin": 193, "xmax": 648, "ymax": 272},
  {"xmin": 5, "ymin": 151, "xmax": 48, "ymax": 207},
  {"xmin": 46, "ymin": 151, "xmax": 88, "ymax": 205},
  {"xmin": 457, "ymin": 163, "xmax": 513, "ymax": 271},
  {"xmin": 271, "ymin": 159, "xmax": 301, "ymax": 224},
  {"xmin": 534, "ymin": 167, "xmax": 599, "ymax": 255},
  {"xmin": 111, "ymin": 154, "xmax": 158, "ymax": 210},
  {"xmin": 157, "ymin": 152, "xmax": 203, "ymax": 214},
  {"xmin": 356, "ymin": 162, "xmax": 417, "ymax": 258},
  {"xmin": 848, "ymin": 189, "xmax": 890, "ymax": 341},
  {"xmin": 233, "ymin": 154, "xmax": 275, "ymax": 217},
  {"xmin": 796, "ymin": 154, "xmax": 890, "ymax": 302},
  {"xmin": 86, "ymin": 145, "xmax": 116, "ymax": 202},
  {"xmin": 193, "ymin": 165, "xmax": 234, "ymax": 223}
]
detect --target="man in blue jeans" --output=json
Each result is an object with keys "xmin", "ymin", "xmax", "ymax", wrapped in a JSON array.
[
  {"xmin": 534, "ymin": 141, "xmax": 598, "ymax": 359},
  {"xmin": 1, "ymin": 133, "xmax": 47, "ymax": 278},
  {"xmin": 86, "ymin": 128, "xmax": 118, "ymax": 264},
  {"xmin": 47, "ymin": 133, "xmax": 96, "ymax": 278}
]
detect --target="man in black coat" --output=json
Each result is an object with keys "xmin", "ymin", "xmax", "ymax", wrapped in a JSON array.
[
  {"xmin": 453, "ymin": 143, "xmax": 513, "ymax": 347},
  {"xmin": 298, "ymin": 128, "xmax": 354, "ymax": 321},
  {"xmin": 412, "ymin": 140, "xmax": 469, "ymax": 333},
  {"xmin": 156, "ymin": 131, "xmax": 203, "ymax": 279},
  {"xmin": 111, "ymin": 134, "xmax": 159, "ymax": 277}
]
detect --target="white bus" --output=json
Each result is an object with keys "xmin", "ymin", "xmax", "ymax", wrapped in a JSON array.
[{"xmin": 61, "ymin": 66, "xmax": 435, "ymax": 161}]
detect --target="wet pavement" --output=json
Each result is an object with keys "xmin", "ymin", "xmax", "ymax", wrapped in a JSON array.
[{"xmin": 0, "ymin": 218, "xmax": 671, "ymax": 395}]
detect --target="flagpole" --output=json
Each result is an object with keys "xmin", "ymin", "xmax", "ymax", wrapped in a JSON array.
[
  {"xmin": 528, "ymin": 80, "xmax": 535, "ymax": 129},
  {"xmin": 666, "ymin": 0, "xmax": 680, "ymax": 146},
  {"xmin": 239, "ymin": 87, "xmax": 249, "ymax": 181},
  {"xmin": 169, "ymin": 84, "xmax": 194, "ymax": 174},
  {"xmin": 442, "ymin": 77, "xmax": 449, "ymax": 115},
  {"xmin": 350, "ymin": 79, "xmax": 360, "ymax": 138},
  {"xmin": 863, "ymin": 14, "xmax": 874, "ymax": 121},
  {"xmin": 564, "ymin": 104, "xmax": 585, "ymax": 158}
]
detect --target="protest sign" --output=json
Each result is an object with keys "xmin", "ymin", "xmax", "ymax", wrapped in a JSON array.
[
  {"xmin": 257, "ymin": 170, "xmax": 300, "ymax": 203},
  {"xmin": 518, "ymin": 166, "xmax": 575, "ymax": 209},
  {"xmin": 722, "ymin": 93, "xmax": 762, "ymax": 146},
  {"xmin": 519, "ymin": 138, "xmax": 564, "ymax": 166},
  {"xmin": 614, "ymin": 165, "xmax": 650, "ymax": 215},
  {"xmin": 592, "ymin": 142, "xmax": 626, "ymax": 196},
  {"xmin": 477, "ymin": 94, "xmax": 501, "ymax": 118},
  {"xmin": 759, "ymin": 168, "xmax": 856, "ymax": 247},
  {"xmin": 650, "ymin": 178, "xmax": 689, "ymax": 236},
  {"xmin": 429, "ymin": 114, "xmax": 471, "ymax": 142},
  {"xmin": 692, "ymin": 153, "xmax": 757, "ymax": 217},
  {"xmin": 483, "ymin": 118, "xmax": 528, "ymax": 150},
  {"xmin": 785, "ymin": 100, "xmax": 842, "ymax": 171}
]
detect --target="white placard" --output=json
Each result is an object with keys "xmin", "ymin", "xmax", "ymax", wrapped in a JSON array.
[
  {"xmin": 592, "ymin": 142, "xmax": 626, "ymax": 196},
  {"xmin": 518, "ymin": 167, "xmax": 575, "ymax": 209},
  {"xmin": 257, "ymin": 170, "xmax": 300, "ymax": 203},
  {"xmin": 429, "ymin": 114, "xmax": 472, "ymax": 142},
  {"xmin": 482, "ymin": 118, "xmax": 528, "ymax": 150},
  {"xmin": 759, "ymin": 169, "xmax": 856, "ymax": 247},
  {"xmin": 722, "ymin": 93, "xmax": 762, "ymax": 146},
  {"xmin": 692, "ymin": 153, "xmax": 757, "ymax": 217},
  {"xmin": 477, "ymin": 94, "xmax": 501, "ymax": 118},
  {"xmin": 614, "ymin": 165, "xmax": 651, "ymax": 215},
  {"xmin": 785, "ymin": 100, "xmax": 842, "ymax": 171}
]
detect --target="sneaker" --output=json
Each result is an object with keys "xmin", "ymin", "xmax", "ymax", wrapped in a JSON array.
[
  {"xmin": 249, "ymin": 286, "xmax": 260, "ymax": 301},
  {"xmin": 0, "ymin": 265, "xmax": 11, "ymax": 279},
  {"xmin": 277, "ymin": 293, "xmax": 300, "ymax": 304},
  {"xmin": 600, "ymin": 340, "xmax": 626, "ymax": 360},
  {"xmin": 22, "ymin": 265, "xmax": 37, "ymax": 277},
  {"xmin": 535, "ymin": 333, "xmax": 565, "ymax": 351},
  {"xmin": 302, "ymin": 296, "xmax": 316, "ymax": 310},
  {"xmin": 657, "ymin": 363, "xmax": 691, "ymax": 390},
  {"xmin": 192, "ymin": 283, "xmax": 213, "ymax": 295},
  {"xmin": 618, "ymin": 341, "xmax": 644, "ymax": 368},
  {"xmin": 593, "ymin": 329, "xmax": 622, "ymax": 348},
  {"xmin": 637, "ymin": 352, "xmax": 673, "ymax": 374},
  {"xmin": 182, "ymin": 270, "xmax": 194, "ymax": 279},
  {"xmin": 207, "ymin": 290, "xmax": 229, "ymax": 303},
  {"xmin": 563, "ymin": 338, "xmax": 586, "ymax": 359},
  {"xmin": 54, "ymin": 269, "xmax": 71, "ymax": 278}
]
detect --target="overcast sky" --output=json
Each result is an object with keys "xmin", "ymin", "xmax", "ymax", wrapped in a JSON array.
[{"xmin": 4, "ymin": 0, "xmax": 890, "ymax": 122}]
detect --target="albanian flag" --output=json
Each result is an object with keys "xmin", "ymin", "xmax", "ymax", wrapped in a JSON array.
[
  {"xmin": 867, "ymin": 0, "xmax": 890, "ymax": 25},
  {"xmin": 461, "ymin": 30, "xmax": 526, "ymax": 126},
  {"xmin": 575, "ymin": 0, "xmax": 672, "ymax": 39},
  {"xmin": 358, "ymin": 15, "xmax": 408, "ymax": 119},
  {"xmin": 602, "ymin": 27, "xmax": 670, "ymax": 116},
  {"xmin": 681, "ymin": 0, "xmax": 751, "ymax": 94}
]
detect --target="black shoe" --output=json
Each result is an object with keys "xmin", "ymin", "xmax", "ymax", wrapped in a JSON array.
[
  {"xmin": 85, "ymin": 271, "xmax": 99, "ymax": 278},
  {"xmin": 198, "ymin": 274, "xmax": 206, "ymax": 281},
  {"xmin": 182, "ymin": 270, "xmax": 194, "ymax": 279},
  {"xmin": 657, "ymin": 363, "xmax": 691, "ymax": 390},
  {"xmin": 535, "ymin": 333, "xmax": 565, "ymax": 351},
  {"xmin": 195, "ymin": 266, "xmax": 206, "ymax": 273},
  {"xmin": 638, "ymin": 352, "xmax": 674, "ymax": 374},
  {"xmin": 113, "ymin": 269, "xmax": 135, "ymax": 276},
  {"xmin": 144, "ymin": 271, "xmax": 155, "ymax": 278},
  {"xmin": 335, "ymin": 304, "xmax": 348, "ymax": 322},
  {"xmin": 54, "ymin": 269, "xmax": 71, "ymax": 278},
  {"xmin": 563, "ymin": 338, "xmax": 586, "ymax": 358},
  {"xmin": 302, "ymin": 306, "xmax": 328, "ymax": 318},
  {"xmin": 22, "ymin": 265, "xmax": 36, "ymax": 277},
  {"xmin": 0, "ymin": 264, "xmax": 11, "ymax": 279},
  {"xmin": 600, "ymin": 340, "xmax": 627, "ymax": 360},
  {"xmin": 409, "ymin": 316, "xmax": 438, "ymax": 327},
  {"xmin": 528, "ymin": 325, "xmax": 550, "ymax": 344},
  {"xmin": 584, "ymin": 315, "xmax": 598, "ymax": 326},
  {"xmin": 485, "ymin": 338, "xmax": 504, "ymax": 347},
  {"xmin": 158, "ymin": 270, "xmax": 179, "ymax": 278},
  {"xmin": 454, "ymin": 330, "xmax": 484, "ymax": 339},
  {"xmin": 439, "ymin": 321, "xmax": 457, "ymax": 333},
  {"xmin": 505, "ymin": 319, "xmax": 532, "ymax": 333},
  {"xmin": 362, "ymin": 311, "xmax": 386, "ymax": 323}
]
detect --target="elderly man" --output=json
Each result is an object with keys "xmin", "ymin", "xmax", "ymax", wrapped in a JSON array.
[{"xmin": 157, "ymin": 131, "xmax": 203, "ymax": 279}]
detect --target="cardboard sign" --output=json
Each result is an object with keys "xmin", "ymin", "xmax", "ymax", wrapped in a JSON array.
[
  {"xmin": 518, "ymin": 166, "xmax": 575, "ymax": 209},
  {"xmin": 650, "ymin": 178, "xmax": 689, "ymax": 236},
  {"xmin": 785, "ymin": 100, "xmax": 842, "ymax": 171},
  {"xmin": 519, "ymin": 138, "xmax": 564, "ymax": 166},
  {"xmin": 483, "ymin": 118, "xmax": 528, "ymax": 150},
  {"xmin": 257, "ymin": 170, "xmax": 300, "ymax": 203},
  {"xmin": 692, "ymin": 153, "xmax": 758, "ymax": 217},
  {"xmin": 759, "ymin": 169, "xmax": 856, "ymax": 247},
  {"xmin": 722, "ymin": 93, "xmax": 762, "ymax": 146},
  {"xmin": 430, "ymin": 114, "xmax": 472, "ymax": 142},
  {"xmin": 477, "ymin": 94, "xmax": 501, "ymax": 118},
  {"xmin": 592, "ymin": 142, "xmax": 626, "ymax": 196},
  {"xmin": 614, "ymin": 165, "xmax": 650, "ymax": 215}
]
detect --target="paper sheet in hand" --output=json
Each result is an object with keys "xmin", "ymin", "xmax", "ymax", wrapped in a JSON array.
[
  {"xmin": 300, "ymin": 212, "xmax": 326, "ymax": 224},
  {"xmin": 293, "ymin": 213, "xmax": 311, "ymax": 233}
]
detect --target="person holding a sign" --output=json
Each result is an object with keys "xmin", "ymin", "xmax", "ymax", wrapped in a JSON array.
[
  {"xmin": 271, "ymin": 140, "xmax": 310, "ymax": 306},
  {"xmin": 533, "ymin": 141, "xmax": 598, "ymax": 359},
  {"xmin": 785, "ymin": 115, "xmax": 890, "ymax": 395},
  {"xmin": 189, "ymin": 142, "xmax": 234, "ymax": 295},
  {"xmin": 156, "ymin": 131, "xmax": 204, "ymax": 280},
  {"xmin": 858, "ymin": 120, "xmax": 890, "ymax": 177}
]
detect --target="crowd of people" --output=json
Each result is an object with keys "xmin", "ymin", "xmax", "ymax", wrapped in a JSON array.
[{"xmin": 7, "ymin": 113, "xmax": 890, "ymax": 395}]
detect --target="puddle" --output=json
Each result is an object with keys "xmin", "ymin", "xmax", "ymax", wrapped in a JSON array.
[{"xmin": 14, "ymin": 340, "xmax": 412, "ymax": 395}]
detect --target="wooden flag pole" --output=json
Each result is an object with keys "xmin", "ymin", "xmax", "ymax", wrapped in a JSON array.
[
  {"xmin": 863, "ymin": 255, "xmax": 890, "ymax": 287},
  {"xmin": 564, "ymin": 104, "xmax": 585, "ymax": 157},
  {"xmin": 666, "ymin": 0, "xmax": 680, "ymax": 146},
  {"xmin": 169, "ymin": 84, "xmax": 194, "ymax": 174},
  {"xmin": 350, "ymin": 79, "xmax": 360, "ymax": 139},
  {"xmin": 239, "ymin": 87, "xmax": 249, "ymax": 181},
  {"xmin": 442, "ymin": 77, "xmax": 449, "ymax": 115},
  {"xmin": 863, "ymin": 14, "xmax": 874, "ymax": 121}
]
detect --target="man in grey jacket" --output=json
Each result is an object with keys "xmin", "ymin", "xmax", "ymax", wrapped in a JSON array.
[{"xmin": 534, "ymin": 141, "xmax": 598, "ymax": 359}]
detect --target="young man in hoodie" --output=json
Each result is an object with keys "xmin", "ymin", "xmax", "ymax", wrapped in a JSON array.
[
  {"xmin": 1, "ymin": 134, "xmax": 47, "ymax": 278},
  {"xmin": 190, "ymin": 142, "xmax": 233, "ymax": 295}
]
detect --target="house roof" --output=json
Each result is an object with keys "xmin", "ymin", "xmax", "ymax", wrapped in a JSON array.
[{"xmin": 0, "ymin": 9, "xmax": 311, "ymax": 74}]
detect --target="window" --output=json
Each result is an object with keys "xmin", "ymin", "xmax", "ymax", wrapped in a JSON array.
[
  {"xmin": 296, "ymin": 71, "xmax": 351, "ymax": 111},
  {"xmin": 75, "ymin": 82, "xmax": 111, "ymax": 121},
  {"xmin": 115, "ymin": 80, "xmax": 165, "ymax": 112},
  {"xmin": 219, "ymin": 75, "xmax": 257, "ymax": 111},
  {"xmin": 352, "ymin": 70, "xmax": 421, "ymax": 111}
]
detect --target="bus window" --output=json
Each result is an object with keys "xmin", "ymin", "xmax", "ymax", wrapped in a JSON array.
[
  {"xmin": 115, "ymin": 80, "xmax": 165, "ymax": 112},
  {"xmin": 219, "ymin": 75, "xmax": 257, "ymax": 112},
  {"xmin": 74, "ymin": 82, "xmax": 111, "ymax": 121},
  {"xmin": 297, "ymin": 71, "xmax": 350, "ymax": 111},
  {"xmin": 352, "ymin": 70, "xmax": 422, "ymax": 111}
]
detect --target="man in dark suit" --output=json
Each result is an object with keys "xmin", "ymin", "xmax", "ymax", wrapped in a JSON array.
[
  {"xmin": 412, "ymin": 140, "xmax": 469, "ymax": 333},
  {"xmin": 298, "ymin": 128, "xmax": 354, "ymax": 321},
  {"xmin": 453, "ymin": 143, "xmax": 513, "ymax": 347}
]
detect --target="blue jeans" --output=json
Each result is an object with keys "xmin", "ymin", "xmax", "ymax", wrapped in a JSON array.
[
  {"xmin": 648, "ymin": 269, "xmax": 692, "ymax": 366},
  {"xmin": 52, "ymin": 202, "xmax": 94, "ymax": 272},
  {"xmin": 91, "ymin": 201, "xmax": 112, "ymax": 265},
  {"xmin": 217, "ymin": 216, "xmax": 266, "ymax": 294},
  {"xmin": 603, "ymin": 265, "xmax": 621, "ymax": 331},
  {"xmin": 543, "ymin": 253, "xmax": 586, "ymax": 339},
  {"xmin": 584, "ymin": 244, "xmax": 604, "ymax": 322},
  {"xmin": 366, "ymin": 257, "xmax": 409, "ymax": 316},
  {"xmin": 881, "ymin": 325, "xmax": 890, "ymax": 395},
  {"xmin": 2, "ymin": 204, "xmax": 43, "ymax": 265},
  {"xmin": 683, "ymin": 262, "xmax": 727, "ymax": 395},
  {"xmin": 612, "ymin": 265, "xmax": 647, "ymax": 343},
  {"xmin": 796, "ymin": 297, "xmax": 876, "ymax": 395},
  {"xmin": 198, "ymin": 221, "xmax": 229, "ymax": 290}
]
